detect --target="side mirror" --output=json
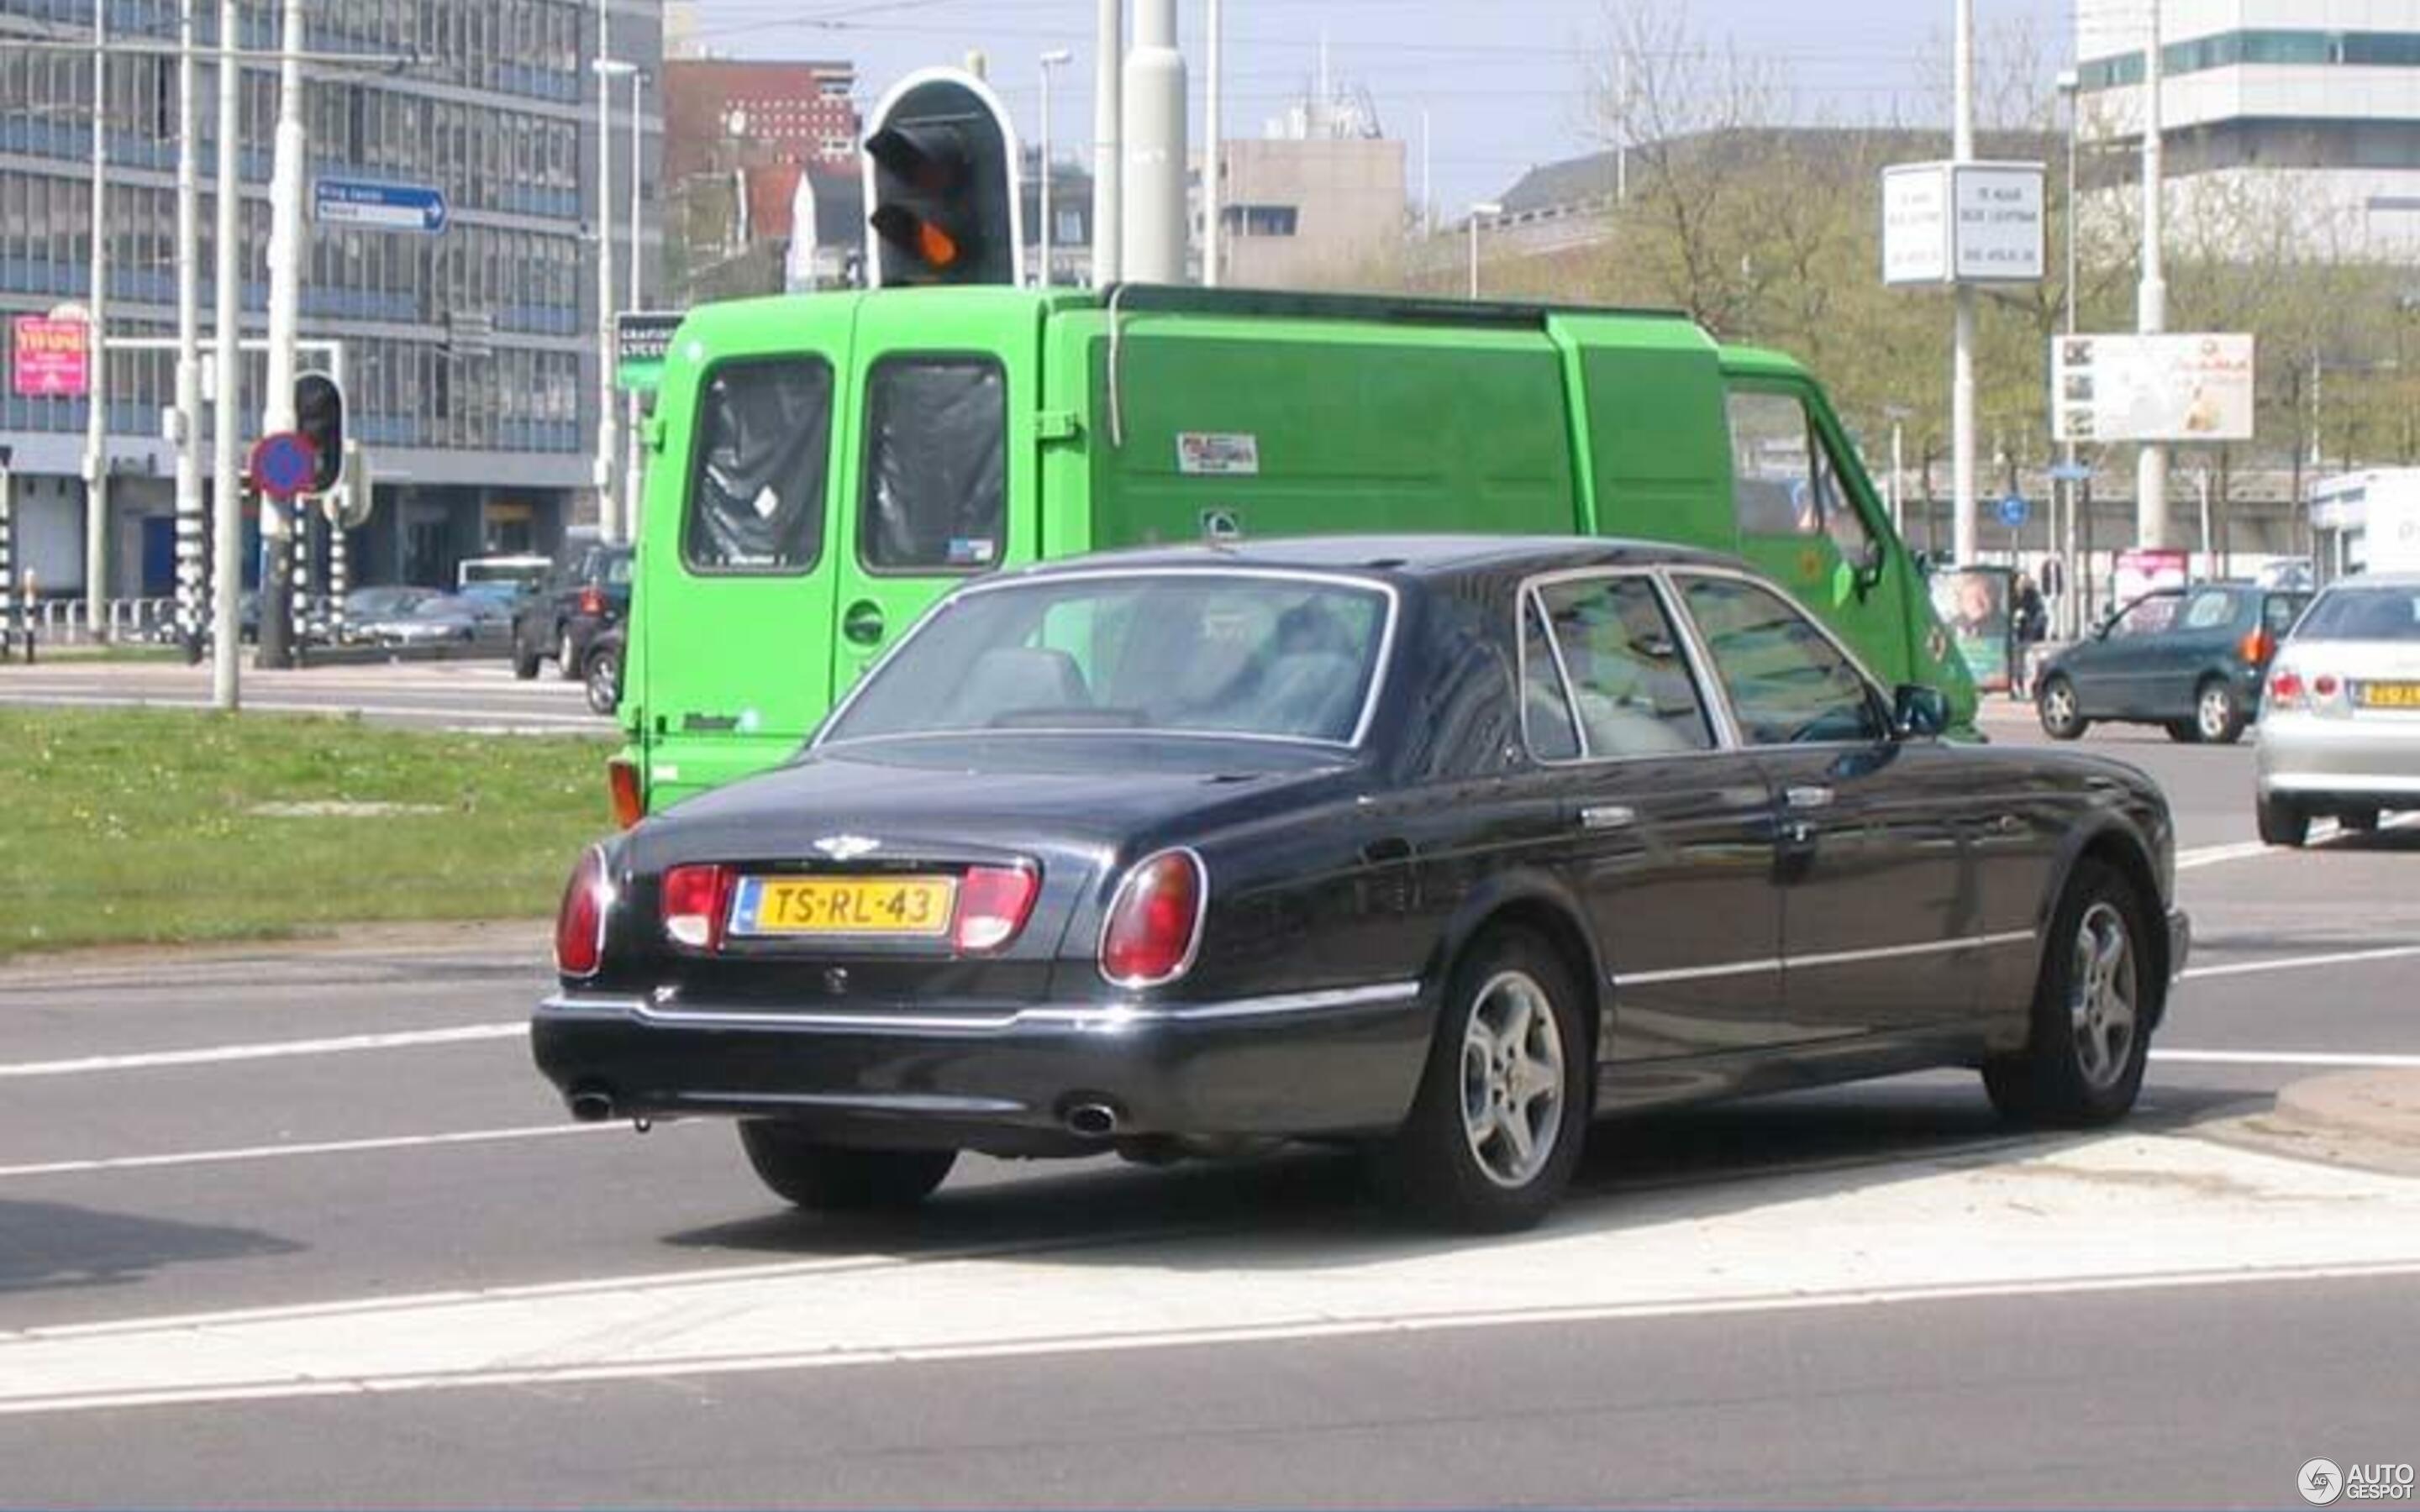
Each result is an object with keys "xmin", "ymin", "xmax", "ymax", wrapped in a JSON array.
[{"xmin": 1892, "ymin": 683, "xmax": 1950, "ymax": 739}]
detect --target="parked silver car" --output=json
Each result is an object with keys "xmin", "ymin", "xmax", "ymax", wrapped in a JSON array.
[{"xmin": 2255, "ymin": 574, "xmax": 2420, "ymax": 846}]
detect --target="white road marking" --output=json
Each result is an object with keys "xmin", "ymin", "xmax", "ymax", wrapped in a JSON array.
[
  {"xmin": 2151, "ymin": 1048, "xmax": 2420, "ymax": 1069},
  {"xmin": 2182, "ymin": 943, "xmax": 2420, "ymax": 982},
  {"xmin": 2, "ymin": 1131, "xmax": 2416, "ymax": 1416},
  {"xmin": 2176, "ymin": 840, "xmax": 2272, "ymax": 870},
  {"xmin": 0, "ymin": 1122, "xmax": 618, "ymax": 1179},
  {"xmin": 0, "ymin": 1023, "xmax": 524, "ymax": 1079},
  {"xmin": 2178, "ymin": 811, "xmax": 2420, "ymax": 870}
]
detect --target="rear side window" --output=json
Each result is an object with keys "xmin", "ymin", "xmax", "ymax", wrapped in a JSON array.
[
  {"xmin": 2262, "ymin": 594, "xmax": 2308, "ymax": 636},
  {"xmin": 861, "ymin": 357, "xmax": 1007, "ymax": 573},
  {"xmin": 683, "ymin": 359, "xmax": 834, "ymax": 575},
  {"xmin": 2181, "ymin": 589, "xmax": 2240, "ymax": 631}
]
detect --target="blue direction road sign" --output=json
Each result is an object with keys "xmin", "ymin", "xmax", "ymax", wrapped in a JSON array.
[
  {"xmin": 249, "ymin": 431, "xmax": 319, "ymax": 501},
  {"xmin": 1997, "ymin": 492, "xmax": 2030, "ymax": 528},
  {"xmin": 313, "ymin": 177, "xmax": 449, "ymax": 234}
]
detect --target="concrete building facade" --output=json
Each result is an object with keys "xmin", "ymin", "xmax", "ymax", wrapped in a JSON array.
[
  {"xmin": 0, "ymin": 0, "xmax": 661, "ymax": 598},
  {"xmin": 2076, "ymin": 0, "xmax": 2420, "ymax": 260}
]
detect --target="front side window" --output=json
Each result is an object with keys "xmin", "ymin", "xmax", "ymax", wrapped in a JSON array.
[
  {"xmin": 683, "ymin": 358, "xmax": 834, "ymax": 574},
  {"xmin": 823, "ymin": 574, "xmax": 1390, "ymax": 746},
  {"xmin": 1681, "ymin": 576, "xmax": 1886, "ymax": 746},
  {"xmin": 1534, "ymin": 577, "xmax": 1712, "ymax": 757},
  {"xmin": 860, "ymin": 357, "xmax": 1007, "ymax": 573},
  {"xmin": 1728, "ymin": 390, "xmax": 1816, "ymax": 538}
]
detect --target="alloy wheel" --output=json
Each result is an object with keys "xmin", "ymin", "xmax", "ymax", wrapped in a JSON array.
[
  {"xmin": 2197, "ymin": 685, "xmax": 2233, "ymax": 741},
  {"xmin": 2067, "ymin": 900, "xmax": 2138, "ymax": 1091},
  {"xmin": 1459, "ymin": 970, "xmax": 1566, "ymax": 1189}
]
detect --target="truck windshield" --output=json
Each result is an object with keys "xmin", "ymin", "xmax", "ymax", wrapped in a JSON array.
[{"xmin": 822, "ymin": 573, "xmax": 1392, "ymax": 747}]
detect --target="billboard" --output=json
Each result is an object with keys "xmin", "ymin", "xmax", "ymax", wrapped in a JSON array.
[
  {"xmin": 9, "ymin": 314, "xmax": 89, "ymax": 398},
  {"xmin": 1882, "ymin": 161, "xmax": 2045, "ymax": 286},
  {"xmin": 2052, "ymin": 333, "xmax": 2255, "ymax": 444}
]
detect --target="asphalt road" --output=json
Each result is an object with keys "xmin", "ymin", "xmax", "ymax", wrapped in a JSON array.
[
  {"xmin": 0, "ymin": 657, "xmax": 611, "ymax": 734},
  {"xmin": 0, "ymin": 688, "xmax": 2413, "ymax": 1508}
]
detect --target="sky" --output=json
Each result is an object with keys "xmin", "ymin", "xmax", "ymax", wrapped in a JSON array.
[{"xmin": 682, "ymin": 0, "xmax": 2075, "ymax": 212}]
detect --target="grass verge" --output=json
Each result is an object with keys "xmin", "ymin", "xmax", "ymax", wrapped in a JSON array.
[{"xmin": 0, "ymin": 708, "xmax": 615, "ymax": 959}]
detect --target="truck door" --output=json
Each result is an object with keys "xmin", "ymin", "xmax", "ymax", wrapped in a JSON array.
[
  {"xmin": 828, "ymin": 299, "xmax": 1042, "ymax": 695},
  {"xmin": 640, "ymin": 342, "xmax": 848, "ymax": 806},
  {"xmin": 1723, "ymin": 384, "xmax": 1919, "ymax": 690}
]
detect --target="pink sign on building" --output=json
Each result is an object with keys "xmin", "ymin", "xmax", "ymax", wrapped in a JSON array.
[{"xmin": 10, "ymin": 314, "xmax": 92, "ymax": 398}]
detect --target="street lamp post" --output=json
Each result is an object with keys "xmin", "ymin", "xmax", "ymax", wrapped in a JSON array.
[
  {"xmin": 1039, "ymin": 50, "xmax": 1073, "ymax": 287},
  {"xmin": 1203, "ymin": 0, "xmax": 1221, "ymax": 286},
  {"xmin": 82, "ymin": 2, "xmax": 108, "ymax": 640},
  {"xmin": 1467, "ymin": 201, "xmax": 1502, "ymax": 300},
  {"xmin": 594, "ymin": 22, "xmax": 634, "ymax": 546},
  {"xmin": 624, "ymin": 67, "xmax": 646, "ymax": 537},
  {"xmin": 2057, "ymin": 66, "xmax": 2083, "ymax": 638},
  {"xmin": 2136, "ymin": 0, "xmax": 2170, "ymax": 550}
]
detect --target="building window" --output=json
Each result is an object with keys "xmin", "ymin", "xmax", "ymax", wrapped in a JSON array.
[{"xmin": 1221, "ymin": 203, "xmax": 1298, "ymax": 238}]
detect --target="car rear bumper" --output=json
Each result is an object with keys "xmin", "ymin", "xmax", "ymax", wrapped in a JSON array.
[
  {"xmin": 530, "ymin": 983, "xmax": 1434, "ymax": 1152},
  {"xmin": 2257, "ymin": 712, "xmax": 2420, "ymax": 797}
]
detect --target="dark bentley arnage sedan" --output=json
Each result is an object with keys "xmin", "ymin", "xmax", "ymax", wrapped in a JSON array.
[{"xmin": 534, "ymin": 538, "xmax": 2188, "ymax": 1231}]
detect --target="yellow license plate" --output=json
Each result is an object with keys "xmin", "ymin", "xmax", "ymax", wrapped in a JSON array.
[
  {"xmin": 734, "ymin": 875, "xmax": 955, "ymax": 937},
  {"xmin": 2357, "ymin": 681, "xmax": 2420, "ymax": 709}
]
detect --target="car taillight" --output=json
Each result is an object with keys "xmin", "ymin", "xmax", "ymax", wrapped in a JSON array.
[
  {"xmin": 2315, "ymin": 673, "xmax": 2343, "ymax": 701},
  {"xmin": 607, "ymin": 756, "xmax": 643, "ymax": 829},
  {"xmin": 661, "ymin": 864, "xmax": 734, "ymax": 950},
  {"xmin": 579, "ymin": 585, "xmax": 604, "ymax": 617},
  {"xmin": 955, "ymin": 864, "xmax": 1040, "ymax": 953},
  {"xmin": 555, "ymin": 845, "xmax": 611, "ymax": 978},
  {"xmin": 2239, "ymin": 627, "xmax": 2274, "ymax": 666},
  {"xmin": 2270, "ymin": 668, "xmax": 2306, "ymax": 708},
  {"xmin": 1099, "ymin": 849, "xmax": 1206, "ymax": 987}
]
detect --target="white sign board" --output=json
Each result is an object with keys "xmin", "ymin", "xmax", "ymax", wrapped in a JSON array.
[
  {"xmin": 2051, "ymin": 333, "xmax": 2256, "ymax": 444},
  {"xmin": 1881, "ymin": 164, "xmax": 1950, "ymax": 284},
  {"xmin": 1881, "ymin": 160, "xmax": 2044, "ymax": 285},
  {"xmin": 1953, "ymin": 164, "xmax": 2044, "ymax": 280}
]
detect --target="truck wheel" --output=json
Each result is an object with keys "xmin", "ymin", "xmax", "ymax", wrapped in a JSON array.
[
  {"xmin": 2256, "ymin": 794, "xmax": 2309, "ymax": 848},
  {"xmin": 1982, "ymin": 859, "xmax": 2155, "ymax": 1128},
  {"xmin": 737, "ymin": 1121, "xmax": 955, "ymax": 1212},
  {"xmin": 1369, "ymin": 928, "xmax": 1588, "ymax": 1233},
  {"xmin": 2194, "ymin": 677, "xmax": 2246, "ymax": 744},
  {"xmin": 2037, "ymin": 676, "xmax": 2087, "ymax": 740}
]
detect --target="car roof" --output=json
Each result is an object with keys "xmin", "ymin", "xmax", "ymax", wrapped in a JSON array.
[
  {"xmin": 999, "ymin": 534, "xmax": 1737, "ymax": 585},
  {"xmin": 2322, "ymin": 573, "xmax": 2420, "ymax": 590}
]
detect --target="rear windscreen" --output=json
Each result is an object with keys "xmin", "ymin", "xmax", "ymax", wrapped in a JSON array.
[
  {"xmin": 2295, "ymin": 586, "xmax": 2420, "ymax": 643},
  {"xmin": 684, "ymin": 359, "xmax": 834, "ymax": 574}
]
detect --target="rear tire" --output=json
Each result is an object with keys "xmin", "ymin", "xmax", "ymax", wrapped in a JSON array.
[
  {"xmin": 737, "ymin": 1122, "xmax": 955, "ymax": 1212},
  {"xmin": 2194, "ymin": 677, "xmax": 2246, "ymax": 744},
  {"xmin": 555, "ymin": 627, "xmax": 581, "ymax": 681},
  {"xmin": 510, "ymin": 643, "xmax": 540, "ymax": 679},
  {"xmin": 1369, "ymin": 928, "xmax": 1588, "ymax": 1233},
  {"xmin": 2037, "ymin": 676, "xmax": 2087, "ymax": 740},
  {"xmin": 1982, "ymin": 859, "xmax": 2155, "ymax": 1128},
  {"xmin": 2256, "ymin": 793, "xmax": 2310, "ymax": 848},
  {"xmin": 2163, "ymin": 721, "xmax": 2200, "ymax": 744}
]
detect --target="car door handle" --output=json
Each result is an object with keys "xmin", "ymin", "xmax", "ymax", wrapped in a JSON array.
[
  {"xmin": 1578, "ymin": 804, "xmax": 1636, "ymax": 831},
  {"xmin": 1783, "ymin": 785, "xmax": 1834, "ymax": 811}
]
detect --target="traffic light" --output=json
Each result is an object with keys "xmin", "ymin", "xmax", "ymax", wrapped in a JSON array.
[
  {"xmin": 294, "ymin": 370, "xmax": 345, "ymax": 494},
  {"xmin": 861, "ymin": 68, "xmax": 1023, "ymax": 288}
]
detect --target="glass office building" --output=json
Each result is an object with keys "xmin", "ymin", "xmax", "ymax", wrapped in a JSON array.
[{"xmin": 0, "ymin": 0, "xmax": 662, "ymax": 594}]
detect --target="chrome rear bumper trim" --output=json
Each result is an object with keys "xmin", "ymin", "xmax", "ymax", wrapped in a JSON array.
[{"xmin": 537, "ymin": 980, "xmax": 1423, "ymax": 1037}]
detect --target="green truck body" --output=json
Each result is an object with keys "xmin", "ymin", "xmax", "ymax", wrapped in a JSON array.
[{"xmin": 622, "ymin": 285, "xmax": 1974, "ymax": 814}]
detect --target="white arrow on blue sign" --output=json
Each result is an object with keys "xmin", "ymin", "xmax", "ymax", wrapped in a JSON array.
[
  {"xmin": 313, "ymin": 177, "xmax": 449, "ymax": 235},
  {"xmin": 1997, "ymin": 493, "xmax": 2030, "ymax": 528}
]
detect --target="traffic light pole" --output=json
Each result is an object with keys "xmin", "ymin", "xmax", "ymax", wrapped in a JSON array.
[{"xmin": 256, "ymin": 0, "xmax": 308, "ymax": 671}]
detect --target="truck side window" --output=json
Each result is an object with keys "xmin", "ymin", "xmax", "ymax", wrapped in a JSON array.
[
  {"xmin": 683, "ymin": 359, "xmax": 834, "ymax": 575},
  {"xmin": 1726, "ymin": 390, "xmax": 1817, "ymax": 538},
  {"xmin": 861, "ymin": 357, "xmax": 1007, "ymax": 573}
]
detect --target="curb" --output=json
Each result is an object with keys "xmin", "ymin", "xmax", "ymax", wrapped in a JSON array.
[{"xmin": 2209, "ymin": 1069, "xmax": 2420, "ymax": 1179}]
